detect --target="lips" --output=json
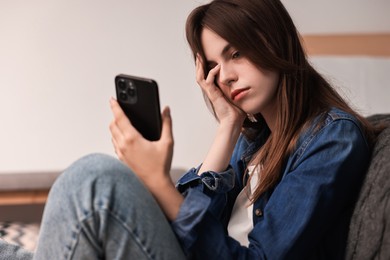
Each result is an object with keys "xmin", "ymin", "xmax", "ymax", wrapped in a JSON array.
[{"xmin": 231, "ymin": 87, "xmax": 250, "ymax": 101}]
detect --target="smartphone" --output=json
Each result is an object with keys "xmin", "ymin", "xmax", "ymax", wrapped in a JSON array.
[{"xmin": 115, "ymin": 74, "xmax": 162, "ymax": 141}]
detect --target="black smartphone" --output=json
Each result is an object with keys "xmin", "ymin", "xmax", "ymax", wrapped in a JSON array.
[{"xmin": 115, "ymin": 74, "xmax": 162, "ymax": 141}]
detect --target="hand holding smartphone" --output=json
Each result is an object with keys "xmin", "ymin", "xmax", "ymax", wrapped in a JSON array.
[{"xmin": 115, "ymin": 74, "xmax": 162, "ymax": 141}]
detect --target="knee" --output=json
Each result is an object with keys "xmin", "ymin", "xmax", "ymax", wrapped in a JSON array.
[
  {"xmin": 51, "ymin": 153, "xmax": 134, "ymax": 194},
  {"xmin": 70, "ymin": 153, "xmax": 125, "ymax": 176}
]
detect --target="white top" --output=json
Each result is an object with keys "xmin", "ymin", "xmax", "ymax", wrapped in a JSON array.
[{"xmin": 227, "ymin": 165, "xmax": 260, "ymax": 246}]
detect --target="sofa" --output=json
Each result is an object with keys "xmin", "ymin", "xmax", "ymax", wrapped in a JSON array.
[
  {"xmin": 345, "ymin": 114, "xmax": 390, "ymax": 259},
  {"xmin": 0, "ymin": 115, "xmax": 389, "ymax": 259}
]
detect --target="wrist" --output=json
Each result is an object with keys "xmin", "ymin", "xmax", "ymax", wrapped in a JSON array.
[
  {"xmin": 217, "ymin": 121, "xmax": 242, "ymax": 139},
  {"xmin": 199, "ymin": 121, "xmax": 242, "ymax": 174},
  {"xmin": 145, "ymin": 173, "xmax": 183, "ymax": 221},
  {"xmin": 144, "ymin": 172, "xmax": 172, "ymax": 191}
]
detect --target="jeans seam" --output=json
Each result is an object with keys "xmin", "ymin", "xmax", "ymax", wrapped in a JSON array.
[
  {"xmin": 70, "ymin": 208, "xmax": 155, "ymax": 260},
  {"xmin": 107, "ymin": 209, "xmax": 155, "ymax": 259}
]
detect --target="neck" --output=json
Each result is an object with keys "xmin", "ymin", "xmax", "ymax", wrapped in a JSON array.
[{"xmin": 261, "ymin": 103, "xmax": 277, "ymax": 132}]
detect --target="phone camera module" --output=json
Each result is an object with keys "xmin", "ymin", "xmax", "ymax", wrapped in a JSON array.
[
  {"xmin": 117, "ymin": 78, "xmax": 137, "ymax": 104},
  {"xmin": 118, "ymin": 79, "xmax": 126, "ymax": 91},
  {"xmin": 127, "ymin": 86, "xmax": 136, "ymax": 97},
  {"xmin": 119, "ymin": 92, "xmax": 128, "ymax": 101}
]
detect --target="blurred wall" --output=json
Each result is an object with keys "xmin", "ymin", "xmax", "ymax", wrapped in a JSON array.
[{"xmin": 0, "ymin": 0, "xmax": 389, "ymax": 174}]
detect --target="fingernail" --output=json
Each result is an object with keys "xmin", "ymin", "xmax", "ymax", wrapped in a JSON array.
[{"xmin": 164, "ymin": 106, "xmax": 171, "ymax": 117}]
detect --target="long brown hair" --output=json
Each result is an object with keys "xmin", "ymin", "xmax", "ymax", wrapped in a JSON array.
[{"xmin": 186, "ymin": 0, "xmax": 378, "ymax": 201}]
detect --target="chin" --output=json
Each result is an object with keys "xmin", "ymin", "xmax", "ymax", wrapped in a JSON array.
[{"xmin": 243, "ymin": 107, "xmax": 262, "ymax": 115}]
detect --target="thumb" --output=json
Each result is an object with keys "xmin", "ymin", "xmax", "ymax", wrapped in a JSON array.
[{"xmin": 160, "ymin": 106, "xmax": 173, "ymax": 141}]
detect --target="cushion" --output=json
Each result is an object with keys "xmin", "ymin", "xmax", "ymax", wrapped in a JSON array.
[
  {"xmin": 0, "ymin": 222, "xmax": 39, "ymax": 252},
  {"xmin": 345, "ymin": 114, "xmax": 390, "ymax": 259}
]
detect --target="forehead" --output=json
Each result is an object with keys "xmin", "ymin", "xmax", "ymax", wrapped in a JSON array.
[{"xmin": 201, "ymin": 28, "xmax": 229, "ymax": 60}]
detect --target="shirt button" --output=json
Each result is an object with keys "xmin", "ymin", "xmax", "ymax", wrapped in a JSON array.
[{"xmin": 255, "ymin": 209, "xmax": 263, "ymax": 217}]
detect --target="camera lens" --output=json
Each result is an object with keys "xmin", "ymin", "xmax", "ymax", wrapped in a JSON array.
[
  {"xmin": 127, "ymin": 86, "xmax": 136, "ymax": 97},
  {"xmin": 118, "ymin": 80, "xmax": 126, "ymax": 91},
  {"xmin": 119, "ymin": 92, "xmax": 127, "ymax": 101}
]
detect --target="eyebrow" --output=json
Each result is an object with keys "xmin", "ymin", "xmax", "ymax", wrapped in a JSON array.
[
  {"xmin": 221, "ymin": 43, "xmax": 233, "ymax": 57},
  {"xmin": 205, "ymin": 43, "xmax": 233, "ymax": 67}
]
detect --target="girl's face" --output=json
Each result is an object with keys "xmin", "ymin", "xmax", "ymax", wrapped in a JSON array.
[{"xmin": 201, "ymin": 28, "xmax": 279, "ymax": 118}]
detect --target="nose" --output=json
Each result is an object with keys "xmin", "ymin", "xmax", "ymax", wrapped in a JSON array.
[{"xmin": 217, "ymin": 64, "xmax": 237, "ymax": 88}]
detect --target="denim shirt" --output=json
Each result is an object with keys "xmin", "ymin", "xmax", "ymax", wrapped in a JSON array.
[{"xmin": 172, "ymin": 108, "xmax": 370, "ymax": 260}]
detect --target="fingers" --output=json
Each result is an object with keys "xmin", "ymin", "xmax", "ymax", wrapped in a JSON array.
[
  {"xmin": 109, "ymin": 98, "xmax": 175, "ymax": 176},
  {"xmin": 196, "ymin": 55, "xmax": 222, "ymax": 102},
  {"xmin": 195, "ymin": 55, "xmax": 220, "ymax": 89},
  {"xmin": 109, "ymin": 98, "xmax": 172, "ymax": 147},
  {"xmin": 109, "ymin": 98, "xmax": 140, "ymax": 137},
  {"xmin": 205, "ymin": 64, "xmax": 220, "ymax": 85},
  {"xmin": 111, "ymin": 136, "xmax": 124, "ymax": 160},
  {"xmin": 109, "ymin": 98, "xmax": 143, "ymax": 161},
  {"xmin": 195, "ymin": 55, "xmax": 205, "ymax": 83},
  {"xmin": 161, "ymin": 106, "xmax": 174, "ymax": 144}
]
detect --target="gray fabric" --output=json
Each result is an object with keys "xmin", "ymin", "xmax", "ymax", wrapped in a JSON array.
[
  {"xmin": 0, "ymin": 239, "xmax": 33, "ymax": 260},
  {"xmin": 346, "ymin": 114, "xmax": 390, "ymax": 260}
]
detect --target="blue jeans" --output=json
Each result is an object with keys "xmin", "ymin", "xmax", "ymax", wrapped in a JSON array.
[{"xmin": 33, "ymin": 153, "xmax": 186, "ymax": 260}]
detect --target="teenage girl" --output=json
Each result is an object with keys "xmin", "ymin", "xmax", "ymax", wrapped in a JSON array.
[{"xmin": 31, "ymin": 0, "xmax": 377, "ymax": 259}]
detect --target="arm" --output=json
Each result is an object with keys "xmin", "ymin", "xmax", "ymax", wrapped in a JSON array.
[
  {"xmin": 199, "ymin": 121, "xmax": 242, "ymax": 173},
  {"xmin": 195, "ymin": 56, "xmax": 245, "ymax": 173}
]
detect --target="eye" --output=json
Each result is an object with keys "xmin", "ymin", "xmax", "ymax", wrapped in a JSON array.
[{"xmin": 232, "ymin": 51, "xmax": 241, "ymax": 59}]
